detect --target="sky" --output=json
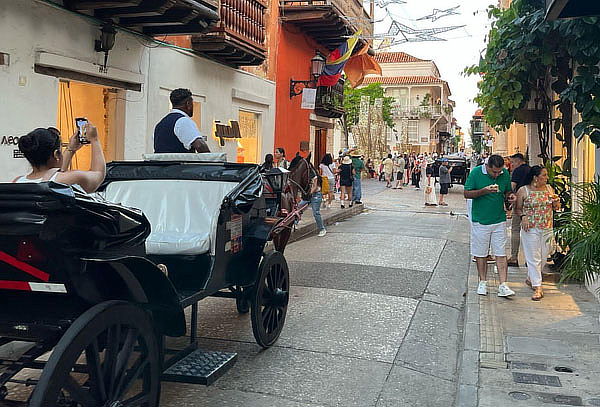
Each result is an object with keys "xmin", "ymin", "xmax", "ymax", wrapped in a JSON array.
[{"xmin": 368, "ymin": 0, "xmax": 494, "ymax": 133}]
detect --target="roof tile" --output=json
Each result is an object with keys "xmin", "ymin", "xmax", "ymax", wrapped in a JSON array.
[
  {"xmin": 362, "ymin": 75, "xmax": 446, "ymax": 85},
  {"xmin": 374, "ymin": 52, "xmax": 426, "ymax": 63}
]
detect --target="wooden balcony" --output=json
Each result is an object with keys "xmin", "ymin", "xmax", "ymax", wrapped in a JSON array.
[
  {"xmin": 314, "ymin": 79, "xmax": 344, "ymax": 118},
  {"xmin": 280, "ymin": 0, "xmax": 372, "ymax": 50},
  {"xmin": 65, "ymin": 0, "xmax": 219, "ymax": 35},
  {"xmin": 191, "ymin": 0, "xmax": 267, "ymax": 67}
]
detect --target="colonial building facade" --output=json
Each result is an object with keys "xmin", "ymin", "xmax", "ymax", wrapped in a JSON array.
[
  {"xmin": 0, "ymin": 0, "xmax": 275, "ymax": 180},
  {"xmin": 362, "ymin": 52, "xmax": 454, "ymax": 154}
]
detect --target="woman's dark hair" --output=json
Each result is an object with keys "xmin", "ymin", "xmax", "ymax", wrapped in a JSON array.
[
  {"xmin": 262, "ymin": 153, "xmax": 274, "ymax": 170},
  {"xmin": 321, "ymin": 153, "xmax": 333, "ymax": 166},
  {"xmin": 275, "ymin": 147, "xmax": 286, "ymax": 157},
  {"xmin": 18, "ymin": 128, "xmax": 61, "ymax": 167},
  {"xmin": 525, "ymin": 165, "xmax": 545, "ymax": 185}
]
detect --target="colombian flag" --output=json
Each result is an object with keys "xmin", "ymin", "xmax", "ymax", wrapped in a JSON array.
[{"xmin": 317, "ymin": 30, "xmax": 362, "ymax": 87}]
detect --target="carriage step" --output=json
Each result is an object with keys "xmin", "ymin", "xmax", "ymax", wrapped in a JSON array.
[{"xmin": 161, "ymin": 349, "xmax": 237, "ymax": 385}]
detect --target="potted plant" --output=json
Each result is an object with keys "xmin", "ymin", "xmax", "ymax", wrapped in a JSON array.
[{"xmin": 554, "ymin": 179, "xmax": 600, "ymax": 284}]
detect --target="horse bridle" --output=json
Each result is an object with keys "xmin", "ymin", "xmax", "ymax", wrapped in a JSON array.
[{"xmin": 288, "ymin": 158, "xmax": 317, "ymax": 198}]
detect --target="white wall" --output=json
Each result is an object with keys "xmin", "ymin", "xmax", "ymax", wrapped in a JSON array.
[
  {"xmin": 380, "ymin": 61, "xmax": 437, "ymax": 77},
  {"xmin": 0, "ymin": 0, "xmax": 275, "ymax": 181},
  {"xmin": 146, "ymin": 47, "xmax": 275, "ymax": 162},
  {"xmin": 0, "ymin": 0, "xmax": 148, "ymax": 180}
]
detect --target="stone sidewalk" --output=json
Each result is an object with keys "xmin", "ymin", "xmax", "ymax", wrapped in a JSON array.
[{"xmin": 458, "ymin": 260, "xmax": 600, "ymax": 406}]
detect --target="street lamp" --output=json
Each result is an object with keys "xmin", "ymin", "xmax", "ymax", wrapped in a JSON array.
[{"xmin": 289, "ymin": 51, "xmax": 326, "ymax": 98}]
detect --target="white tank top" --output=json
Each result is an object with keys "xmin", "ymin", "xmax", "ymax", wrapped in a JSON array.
[{"xmin": 14, "ymin": 171, "xmax": 60, "ymax": 183}]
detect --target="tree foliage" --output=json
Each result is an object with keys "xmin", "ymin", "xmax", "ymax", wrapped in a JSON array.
[
  {"xmin": 343, "ymin": 82, "xmax": 395, "ymax": 129},
  {"xmin": 465, "ymin": 0, "xmax": 600, "ymax": 147}
]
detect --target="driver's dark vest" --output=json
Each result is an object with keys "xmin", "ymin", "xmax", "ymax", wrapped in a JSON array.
[{"xmin": 154, "ymin": 112, "xmax": 190, "ymax": 153}]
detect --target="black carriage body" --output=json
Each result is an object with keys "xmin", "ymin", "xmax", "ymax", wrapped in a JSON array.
[
  {"xmin": 0, "ymin": 182, "xmax": 185, "ymax": 340},
  {"xmin": 98, "ymin": 161, "xmax": 273, "ymax": 301},
  {"xmin": 0, "ymin": 161, "xmax": 291, "ymax": 403}
]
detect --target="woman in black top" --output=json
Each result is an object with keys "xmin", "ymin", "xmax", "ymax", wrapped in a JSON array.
[{"xmin": 339, "ymin": 156, "xmax": 354, "ymax": 208}]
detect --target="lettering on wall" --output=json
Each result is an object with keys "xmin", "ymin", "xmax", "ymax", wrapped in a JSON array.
[
  {"xmin": 1, "ymin": 136, "xmax": 23, "ymax": 159},
  {"xmin": 214, "ymin": 121, "xmax": 241, "ymax": 147},
  {"xmin": 1, "ymin": 135, "xmax": 20, "ymax": 146}
]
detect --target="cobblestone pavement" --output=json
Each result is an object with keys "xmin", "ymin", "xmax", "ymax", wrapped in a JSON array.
[{"xmin": 157, "ymin": 178, "xmax": 472, "ymax": 407}]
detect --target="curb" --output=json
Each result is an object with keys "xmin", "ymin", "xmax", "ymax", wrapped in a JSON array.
[
  {"xmin": 455, "ymin": 262, "xmax": 480, "ymax": 407},
  {"xmin": 289, "ymin": 204, "xmax": 364, "ymax": 243}
]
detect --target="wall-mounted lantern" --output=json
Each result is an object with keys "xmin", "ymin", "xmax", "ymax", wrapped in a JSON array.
[
  {"xmin": 95, "ymin": 22, "xmax": 117, "ymax": 74},
  {"xmin": 289, "ymin": 51, "xmax": 326, "ymax": 98}
]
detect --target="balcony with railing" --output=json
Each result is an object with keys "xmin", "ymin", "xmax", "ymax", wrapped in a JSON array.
[
  {"xmin": 314, "ymin": 79, "xmax": 345, "ymax": 118},
  {"xmin": 66, "ymin": 0, "xmax": 220, "ymax": 35},
  {"xmin": 279, "ymin": 0, "xmax": 372, "ymax": 50},
  {"xmin": 192, "ymin": 0, "xmax": 267, "ymax": 66},
  {"xmin": 392, "ymin": 104, "xmax": 453, "ymax": 120}
]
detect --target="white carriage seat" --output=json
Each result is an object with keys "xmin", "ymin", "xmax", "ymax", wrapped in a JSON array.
[{"xmin": 102, "ymin": 180, "xmax": 237, "ymax": 255}]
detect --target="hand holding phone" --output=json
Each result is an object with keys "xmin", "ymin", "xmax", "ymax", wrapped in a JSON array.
[{"xmin": 75, "ymin": 117, "xmax": 90, "ymax": 144}]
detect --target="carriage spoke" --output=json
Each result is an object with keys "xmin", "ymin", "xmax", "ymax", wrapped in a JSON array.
[
  {"xmin": 85, "ymin": 338, "xmax": 107, "ymax": 402},
  {"xmin": 111, "ymin": 327, "xmax": 139, "ymax": 400},
  {"xmin": 117, "ymin": 357, "xmax": 149, "ymax": 399},
  {"xmin": 103, "ymin": 324, "xmax": 123, "ymax": 398},
  {"xmin": 63, "ymin": 374, "xmax": 97, "ymax": 407}
]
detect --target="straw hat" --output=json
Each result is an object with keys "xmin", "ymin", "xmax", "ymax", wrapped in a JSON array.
[
  {"xmin": 349, "ymin": 149, "xmax": 363, "ymax": 157},
  {"xmin": 342, "ymin": 156, "xmax": 352, "ymax": 165}
]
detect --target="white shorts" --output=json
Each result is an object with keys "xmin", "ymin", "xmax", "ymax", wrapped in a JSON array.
[{"xmin": 471, "ymin": 222, "xmax": 507, "ymax": 257}]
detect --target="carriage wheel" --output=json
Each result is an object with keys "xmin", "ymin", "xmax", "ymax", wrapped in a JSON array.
[
  {"xmin": 251, "ymin": 251, "xmax": 289, "ymax": 348},
  {"xmin": 235, "ymin": 286, "xmax": 250, "ymax": 314},
  {"xmin": 29, "ymin": 301, "xmax": 160, "ymax": 407}
]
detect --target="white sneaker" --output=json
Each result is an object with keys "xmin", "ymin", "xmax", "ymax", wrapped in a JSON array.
[
  {"xmin": 477, "ymin": 281, "xmax": 487, "ymax": 296},
  {"xmin": 497, "ymin": 283, "xmax": 515, "ymax": 297},
  {"xmin": 318, "ymin": 229, "xmax": 327, "ymax": 237}
]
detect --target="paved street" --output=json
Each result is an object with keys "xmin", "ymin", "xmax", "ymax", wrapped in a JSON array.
[{"xmin": 160, "ymin": 179, "xmax": 472, "ymax": 406}]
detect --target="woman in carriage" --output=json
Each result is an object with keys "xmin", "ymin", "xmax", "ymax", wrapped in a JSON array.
[{"xmin": 13, "ymin": 123, "xmax": 106, "ymax": 192}]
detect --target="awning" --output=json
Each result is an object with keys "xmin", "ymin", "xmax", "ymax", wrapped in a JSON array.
[{"xmin": 546, "ymin": 0, "xmax": 600, "ymax": 20}]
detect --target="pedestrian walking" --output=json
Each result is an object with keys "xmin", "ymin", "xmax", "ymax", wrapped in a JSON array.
[
  {"xmin": 319, "ymin": 153, "xmax": 336, "ymax": 209},
  {"xmin": 351, "ymin": 151, "xmax": 364, "ymax": 204},
  {"xmin": 403, "ymin": 153, "xmax": 410, "ymax": 186},
  {"xmin": 438, "ymin": 158, "xmax": 452, "ymax": 206},
  {"xmin": 393, "ymin": 154, "xmax": 405, "ymax": 189},
  {"xmin": 424, "ymin": 162, "xmax": 437, "ymax": 206},
  {"xmin": 382, "ymin": 154, "xmax": 394, "ymax": 188},
  {"xmin": 366, "ymin": 158, "xmax": 375, "ymax": 178},
  {"xmin": 507, "ymin": 153, "xmax": 531, "ymax": 267},
  {"xmin": 339, "ymin": 156, "xmax": 354, "ymax": 208},
  {"xmin": 464, "ymin": 154, "xmax": 516, "ymax": 297},
  {"xmin": 514, "ymin": 165, "xmax": 561, "ymax": 300},
  {"xmin": 299, "ymin": 174, "xmax": 327, "ymax": 237}
]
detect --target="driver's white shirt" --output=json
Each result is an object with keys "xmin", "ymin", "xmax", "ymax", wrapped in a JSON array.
[{"xmin": 171, "ymin": 108, "xmax": 206, "ymax": 150}]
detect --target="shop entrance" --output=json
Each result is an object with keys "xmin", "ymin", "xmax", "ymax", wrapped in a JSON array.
[
  {"xmin": 57, "ymin": 81, "xmax": 123, "ymax": 170},
  {"xmin": 237, "ymin": 110, "xmax": 260, "ymax": 163},
  {"xmin": 314, "ymin": 128, "xmax": 327, "ymax": 167}
]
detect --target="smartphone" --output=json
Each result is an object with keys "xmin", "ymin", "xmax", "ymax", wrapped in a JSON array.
[{"xmin": 75, "ymin": 117, "xmax": 90, "ymax": 144}]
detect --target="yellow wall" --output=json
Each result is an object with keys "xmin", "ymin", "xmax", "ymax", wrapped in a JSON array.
[{"xmin": 57, "ymin": 81, "xmax": 118, "ymax": 170}]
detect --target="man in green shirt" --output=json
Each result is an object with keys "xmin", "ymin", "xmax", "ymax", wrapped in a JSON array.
[{"xmin": 464, "ymin": 154, "xmax": 516, "ymax": 297}]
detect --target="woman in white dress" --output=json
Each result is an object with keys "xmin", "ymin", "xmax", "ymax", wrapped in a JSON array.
[{"xmin": 424, "ymin": 162, "xmax": 438, "ymax": 206}]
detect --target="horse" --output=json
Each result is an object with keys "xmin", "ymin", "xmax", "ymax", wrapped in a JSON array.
[{"xmin": 272, "ymin": 153, "xmax": 317, "ymax": 252}]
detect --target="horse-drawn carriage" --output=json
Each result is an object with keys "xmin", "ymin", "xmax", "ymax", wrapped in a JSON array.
[{"xmin": 0, "ymin": 154, "xmax": 309, "ymax": 406}]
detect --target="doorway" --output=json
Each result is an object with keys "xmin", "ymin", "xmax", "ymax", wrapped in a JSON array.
[
  {"xmin": 56, "ymin": 81, "xmax": 123, "ymax": 170},
  {"xmin": 314, "ymin": 128, "xmax": 327, "ymax": 167},
  {"xmin": 237, "ymin": 110, "xmax": 260, "ymax": 164}
]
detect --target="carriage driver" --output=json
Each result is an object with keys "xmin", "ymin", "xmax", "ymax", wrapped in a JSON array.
[{"xmin": 154, "ymin": 88, "xmax": 210, "ymax": 153}]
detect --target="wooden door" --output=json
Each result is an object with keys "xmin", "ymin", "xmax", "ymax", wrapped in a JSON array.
[{"xmin": 314, "ymin": 128, "xmax": 327, "ymax": 168}]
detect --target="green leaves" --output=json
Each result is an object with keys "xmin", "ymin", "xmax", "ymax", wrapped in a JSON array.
[{"xmin": 465, "ymin": 0, "xmax": 600, "ymax": 147}]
